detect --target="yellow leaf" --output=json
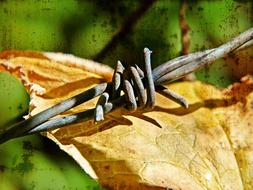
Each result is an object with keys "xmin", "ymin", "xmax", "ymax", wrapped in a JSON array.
[{"xmin": 1, "ymin": 51, "xmax": 253, "ymax": 190}]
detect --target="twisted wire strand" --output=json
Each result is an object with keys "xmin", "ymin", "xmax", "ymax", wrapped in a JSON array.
[
  {"xmin": 0, "ymin": 27, "xmax": 252, "ymax": 144},
  {"xmin": 94, "ymin": 48, "xmax": 156, "ymax": 122}
]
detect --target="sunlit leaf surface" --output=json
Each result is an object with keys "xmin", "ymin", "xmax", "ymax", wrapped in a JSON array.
[{"xmin": 1, "ymin": 51, "xmax": 253, "ymax": 190}]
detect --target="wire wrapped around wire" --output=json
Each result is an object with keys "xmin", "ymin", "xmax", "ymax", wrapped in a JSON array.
[
  {"xmin": 94, "ymin": 48, "xmax": 156, "ymax": 122},
  {"xmin": 0, "ymin": 27, "xmax": 252, "ymax": 144}
]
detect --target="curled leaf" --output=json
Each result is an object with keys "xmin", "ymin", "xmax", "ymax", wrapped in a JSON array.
[{"xmin": 1, "ymin": 51, "xmax": 253, "ymax": 190}]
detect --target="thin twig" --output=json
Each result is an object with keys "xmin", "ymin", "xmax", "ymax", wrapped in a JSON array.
[
  {"xmin": 93, "ymin": 0, "xmax": 157, "ymax": 62},
  {"xmin": 179, "ymin": 0, "xmax": 195, "ymax": 81},
  {"xmin": 179, "ymin": 0, "xmax": 190, "ymax": 55}
]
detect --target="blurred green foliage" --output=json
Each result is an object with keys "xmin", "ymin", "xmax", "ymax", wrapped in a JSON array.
[
  {"xmin": 0, "ymin": 0, "xmax": 252, "ymax": 189},
  {"xmin": 0, "ymin": 72, "xmax": 29, "ymax": 128},
  {"xmin": 0, "ymin": 135, "xmax": 104, "ymax": 190}
]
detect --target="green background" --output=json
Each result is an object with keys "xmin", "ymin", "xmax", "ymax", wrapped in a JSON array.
[{"xmin": 0, "ymin": 0, "xmax": 252, "ymax": 189}]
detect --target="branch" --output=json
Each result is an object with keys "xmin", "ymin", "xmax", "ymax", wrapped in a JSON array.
[
  {"xmin": 179, "ymin": 0, "xmax": 190, "ymax": 56},
  {"xmin": 93, "ymin": 0, "xmax": 157, "ymax": 62}
]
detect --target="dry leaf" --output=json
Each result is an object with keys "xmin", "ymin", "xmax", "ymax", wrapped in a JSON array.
[{"xmin": 1, "ymin": 51, "xmax": 253, "ymax": 190}]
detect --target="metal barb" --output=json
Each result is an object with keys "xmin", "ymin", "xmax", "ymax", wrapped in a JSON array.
[{"xmin": 0, "ymin": 27, "xmax": 252, "ymax": 144}]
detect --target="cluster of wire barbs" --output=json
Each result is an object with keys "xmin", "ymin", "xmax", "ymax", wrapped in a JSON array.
[
  {"xmin": 94, "ymin": 48, "xmax": 187, "ymax": 122},
  {"xmin": 0, "ymin": 27, "xmax": 252, "ymax": 144}
]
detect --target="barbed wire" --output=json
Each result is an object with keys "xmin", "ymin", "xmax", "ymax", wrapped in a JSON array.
[{"xmin": 0, "ymin": 27, "xmax": 252, "ymax": 144}]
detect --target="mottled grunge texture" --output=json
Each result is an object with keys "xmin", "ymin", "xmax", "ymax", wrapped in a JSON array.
[{"xmin": 0, "ymin": 1, "xmax": 252, "ymax": 190}]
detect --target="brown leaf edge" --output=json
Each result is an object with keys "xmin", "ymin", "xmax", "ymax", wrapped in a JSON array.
[{"xmin": 0, "ymin": 50, "xmax": 114, "ymax": 81}]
